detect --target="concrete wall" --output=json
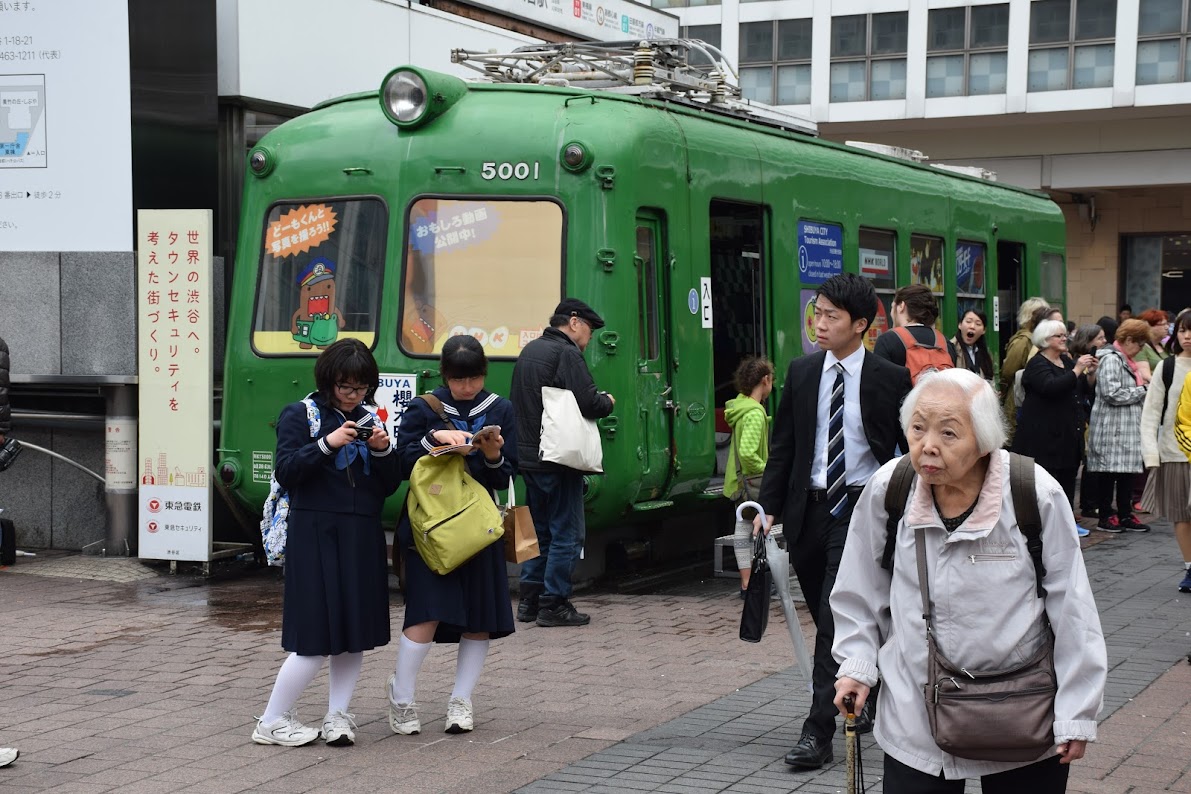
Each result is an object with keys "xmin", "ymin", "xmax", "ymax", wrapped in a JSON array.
[{"xmin": 0, "ymin": 252, "xmax": 225, "ymax": 551}]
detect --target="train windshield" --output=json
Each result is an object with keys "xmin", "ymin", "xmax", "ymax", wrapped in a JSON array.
[
  {"xmin": 399, "ymin": 197, "xmax": 563, "ymax": 358},
  {"xmin": 252, "ymin": 198, "xmax": 388, "ymax": 355}
]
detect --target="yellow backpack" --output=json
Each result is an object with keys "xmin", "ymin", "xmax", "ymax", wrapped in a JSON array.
[{"xmin": 406, "ymin": 396, "xmax": 504, "ymax": 575}]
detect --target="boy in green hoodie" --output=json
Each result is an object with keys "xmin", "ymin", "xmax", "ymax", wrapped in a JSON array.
[{"xmin": 725, "ymin": 356, "xmax": 775, "ymax": 596}]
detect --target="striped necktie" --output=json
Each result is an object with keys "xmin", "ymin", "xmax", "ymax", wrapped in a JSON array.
[{"xmin": 826, "ymin": 362, "xmax": 847, "ymax": 518}]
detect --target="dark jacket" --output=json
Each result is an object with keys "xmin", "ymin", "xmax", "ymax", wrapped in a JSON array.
[
  {"xmin": 274, "ymin": 397, "xmax": 402, "ymax": 516},
  {"xmin": 510, "ymin": 327, "xmax": 614, "ymax": 472},
  {"xmin": 395, "ymin": 387, "xmax": 517, "ymax": 491},
  {"xmin": 1012, "ymin": 353, "xmax": 1085, "ymax": 472},
  {"xmin": 0, "ymin": 335, "xmax": 9, "ymax": 436},
  {"xmin": 757, "ymin": 349, "xmax": 911, "ymax": 544}
]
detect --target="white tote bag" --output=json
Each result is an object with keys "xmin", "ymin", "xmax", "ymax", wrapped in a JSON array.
[{"xmin": 539, "ymin": 386, "xmax": 604, "ymax": 472}]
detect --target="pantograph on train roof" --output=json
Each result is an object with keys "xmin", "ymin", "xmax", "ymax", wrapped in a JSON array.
[{"xmin": 450, "ymin": 39, "xmax": 818, "ymax": 137}]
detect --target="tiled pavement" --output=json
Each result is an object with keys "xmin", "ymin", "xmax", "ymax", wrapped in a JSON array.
[
  {"xmin": 0, "ymin": 518, "xmax": 1188, "ymax": 794},
  {"xmin": 520, "ymin": 522, "xmax": 1191, "ymax": 794}
]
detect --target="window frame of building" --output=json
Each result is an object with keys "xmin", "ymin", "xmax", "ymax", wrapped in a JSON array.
[
  {"xmin": 1136, "ymin": 0, "xmax": 1191, "ymax": 84},
  {"xmin": 683, "ymin": 24, "xmax": 723, "ymax": 70},
  {"xmin": 830, "ymin": 12, "xmax": 908, "ymax": 102},
  {"xmin": 1028, "ymin": 0, "xmax": 1119, "ymax": 92},
  {"xmin": 925, "ymin": 4, "xmax": 1011, "ymax": 98},
  {"xmin": 739, "ymin": 18, "xmax": 813, "ymax": 105}
]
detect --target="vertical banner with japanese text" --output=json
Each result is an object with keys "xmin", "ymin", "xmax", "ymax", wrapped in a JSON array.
[{"xmin": 136, "ymin": 210, "xmax": 213, "ymax": 561}]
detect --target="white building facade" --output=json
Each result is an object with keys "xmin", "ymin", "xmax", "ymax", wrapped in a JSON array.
[{"xmin": 662, "ymin": 0, "xmax": 1191, "ymax": 321}]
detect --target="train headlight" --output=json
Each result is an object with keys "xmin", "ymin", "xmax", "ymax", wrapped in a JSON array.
[{"xmin": 380, "ymin": 67, "xmax": 467, "ymax": 129}]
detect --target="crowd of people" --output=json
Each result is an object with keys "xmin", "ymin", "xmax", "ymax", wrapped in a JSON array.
[{"xmin": 726, "ymin": 281, "xmax": 1190, "ymax": 791}]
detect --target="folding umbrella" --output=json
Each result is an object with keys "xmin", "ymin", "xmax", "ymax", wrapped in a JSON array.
[{"xmin": 735, "ymin": 501, "xmax": 813, "ymax": 688}]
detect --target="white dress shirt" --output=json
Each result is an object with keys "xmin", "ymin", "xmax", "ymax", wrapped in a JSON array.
[{"xmin": 810, "ymin": 346, "xmax": 879, "ymax": 489}]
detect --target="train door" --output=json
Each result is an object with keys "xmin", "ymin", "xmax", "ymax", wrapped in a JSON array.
[
  {"xmin": 708, "ymin": 201, "xmax": 767, "ymax": 481},
  {"xmin": 634, "ymin": 213, "xmax": 674, "ymax": 502},
  {"xmin": 996, "ymin": 240, "xmax": 1026, "ymax": 361}
]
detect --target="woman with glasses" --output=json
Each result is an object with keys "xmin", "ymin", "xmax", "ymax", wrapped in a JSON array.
[
  {"xmin": 1012, "ymin": 320, "xmax": 1097, "ymax": 516},
  {"xmin": 388, "ymin": 334, "xmax": 517, "ymax": 737},
  {"xmin": 252, "ymin": 338, "xmax": 402, "ymax": 748}
]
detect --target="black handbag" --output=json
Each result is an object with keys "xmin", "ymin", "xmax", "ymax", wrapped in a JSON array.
[{"xmin": 739, "ymin": 531, "xmax": 771, "ymax": 642}]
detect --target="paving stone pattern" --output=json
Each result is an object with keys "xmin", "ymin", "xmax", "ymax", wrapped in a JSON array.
[{"xmin": 0, "ymin": 521, "xmax": 1187, "ymax": 793}]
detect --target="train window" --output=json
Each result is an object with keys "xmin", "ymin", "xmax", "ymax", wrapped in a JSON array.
[
  {"xmin": 1040, "ymin": 252, "xmax": 1066, "ymax": 309},
  {"xmin": 252, "ymin": 198, "xmax": 387, "ymax": 355},
  {"xmin": 636, "ymin": 227, "xmax": 660, "ymax": 361},
  {"xmin": 911, "ymin": 234, "xmax": 945, "ymax": 295},
  {"xmin": 956, "ymin": 241, "xmax": 988, "ymax": 319},
  {"xmin": 399, "ymin": 197, "xmax": 563, "ymax": 359},
  {"xmin": 860, "ymin": 228, "xmax": 896, "ymax": 350}
]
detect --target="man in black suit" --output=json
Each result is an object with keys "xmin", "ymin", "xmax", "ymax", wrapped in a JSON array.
[{"xmin": 755, "ymin": 273, "xmax": 911, "ymax": 770}]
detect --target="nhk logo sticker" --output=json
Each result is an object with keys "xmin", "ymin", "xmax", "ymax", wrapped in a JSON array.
[{"xmin": 147, "ymin": 498, "xmax": 162, "ymax": 514}]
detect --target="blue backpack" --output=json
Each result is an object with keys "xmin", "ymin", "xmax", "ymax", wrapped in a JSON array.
[{"xmin": 260, "ymin": 397, "xmax": 320, "ymax": 567}]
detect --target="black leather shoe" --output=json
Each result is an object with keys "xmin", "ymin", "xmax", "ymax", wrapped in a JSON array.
[
  {"xmin": 853, "ymin": 699, "xmax": 875, "ymax": 735},
  {"xmin": 535, "ymin": 599, "xmax": 591, "ymax": 627},
  {"xmin": 783, "ymin": 733, "xmax": 833, "ymax": 769}
]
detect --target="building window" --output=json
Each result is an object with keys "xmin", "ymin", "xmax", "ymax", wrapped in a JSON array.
[
  {"xmin": 830, "ymin": 13, "xmax": 907, "ymax": 102},
  {"xmin": 740, "ymin": 19, "xmax": 812, "ymax": 105},
  {"xmin": 655, "ymin": 0, "xmax": 719, "ymax": 8},
  {"xmin": 1028, "ymin": 0, "xmax": 1118, "ymax": 91},
  {"xmin": 926, "ymin": 5, "xmax": 1010, "ymax": 97},
  {"xmin": 684, "ymin": 25, "xmax": 722, "ymax": 69},
  {"xmin": 1137, "ymin": 0, "xmax": 1191, "ymax": 84}
]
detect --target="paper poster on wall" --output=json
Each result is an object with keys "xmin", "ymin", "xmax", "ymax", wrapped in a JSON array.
[
  {"xmin": 864, "ymin": 297, "xmax": 891, "ymax": 352},
  {"xmin": 373, "ymin": 373, "xmax": 417, "ymax": 443},
  {"xmin": 955, "ymin": 242, "xmax": 986, "ymax": 296},
  {"xmin": 797, "ymin": 221, "xmax": 843, "ymax": 285},
  {"xmin": 800, "ymin": 290, "xmax": 820, "ymax": 354}
]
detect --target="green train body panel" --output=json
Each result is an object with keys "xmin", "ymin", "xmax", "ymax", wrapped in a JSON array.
[{"xmin": 220, "ymin": 69, "xmax": 1066, "ymax": 531}]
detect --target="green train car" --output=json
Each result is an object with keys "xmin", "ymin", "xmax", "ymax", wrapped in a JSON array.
[{"xmin": 217, "ymin": 41, "xmax": 1067, "ymax": 537}]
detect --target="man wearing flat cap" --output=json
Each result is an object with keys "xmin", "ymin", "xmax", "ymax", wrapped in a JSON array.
[{"xmin": 511, "ymin": 298, "xmax": 615, "ymax": 627}]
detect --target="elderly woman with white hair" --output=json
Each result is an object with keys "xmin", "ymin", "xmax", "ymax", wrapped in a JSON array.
[
  {"xmin": 1001, "ymin": 297, "xmax": 1051, "ymax": 443},
  {"xmin": 1013, "ymin": 320, "xmax": 1097, "ymax": 517},
  {"xmin": 830, "ymin": 369, "xmax": 1107, "ymax": 793}
]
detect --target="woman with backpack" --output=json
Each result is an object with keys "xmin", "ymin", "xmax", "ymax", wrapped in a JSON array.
[
  {"xmin": 1140, "ymin": 309, "xmax": 1191, "ymax": 593},
  {"xmin": 724, "ymin": 356, "xmax": 775, "ymax": 598},
  {"xmin": 388, "ymin": 335, "xmax": 517, "ymax": 737},
  {"xmin": 252, "ymin": 339, "xmax": 402, "ymax": 748}
]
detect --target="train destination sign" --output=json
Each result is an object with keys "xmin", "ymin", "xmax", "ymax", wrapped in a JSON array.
[
  {"xmin": 468, "ymin": 0, "xmax": 677, "ymax": 42},
  {"xmin": 797, "ymin": 221, "xmax": 843, "ymax": 285}
]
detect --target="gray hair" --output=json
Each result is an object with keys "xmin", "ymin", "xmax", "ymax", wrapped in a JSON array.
[
  {"xmin": 1032, "ymin": 319, "xmax": 1067, "ymax": 349},
  {"xmin": 1017, "ymin": 297, "xmax": 1050, "ymax": 330},
  {"xmin": 900, "ymin": 368, "xmax": 1007, "ymax": 455}
]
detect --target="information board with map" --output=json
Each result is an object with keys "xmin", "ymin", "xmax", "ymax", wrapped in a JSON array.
[{"xmin": 0, "ymin": 74, "xmax": 46, "ymax": 167}]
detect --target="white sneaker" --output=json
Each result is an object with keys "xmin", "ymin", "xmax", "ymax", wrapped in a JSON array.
[
  {"xmin": 445, "ymin": 696, "xmax": 473, "ymax": 733},
  {"xmin": 321, "ymin": 710, "xmax": 357, "ymax": 746},
  {"xmin": 0, "ymin": 748, "xmax": 17, "ymax": 768},
  {"xmin": 251, "ymin": 711, "xmax": 320, "ymax": 746},
  {"xmin": 387, "ymin": 673, "xmax": 420, "ymax": 735}
]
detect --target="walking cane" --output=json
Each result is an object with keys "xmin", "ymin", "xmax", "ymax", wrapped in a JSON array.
[{"xmin": 843, "ymin": 695, "xmax": 866, "ymax": 794}]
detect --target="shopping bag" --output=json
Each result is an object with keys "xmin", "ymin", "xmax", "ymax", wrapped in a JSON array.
[
  {"xmin": 539, "ymin": 386, "xmax": 604, "ymax": 472},
  {"xmin": 502, "ymin": 478, "xmax": 540, "ymax": 564},
  {"xmin": 739, "ymin": 530, "xmax": 771, "ymax": 642}
]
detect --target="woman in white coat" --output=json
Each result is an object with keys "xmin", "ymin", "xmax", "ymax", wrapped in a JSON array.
[{"xmin": 831, "ymin": 369, "xmax": 1106, "ymax": 793}]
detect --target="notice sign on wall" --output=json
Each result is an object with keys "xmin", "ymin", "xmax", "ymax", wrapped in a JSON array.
[{"xmin": 137, "ymin": 209, "xmax": 213, "ymax": 562}]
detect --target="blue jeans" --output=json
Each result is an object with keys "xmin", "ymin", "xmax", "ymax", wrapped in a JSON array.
[{"xmin": 519, "ymin": 468, "xmax": 585, "ymax": 600}]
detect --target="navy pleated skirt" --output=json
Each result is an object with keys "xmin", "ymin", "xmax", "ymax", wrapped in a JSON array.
[
  {"xmin": 397, "ymin": 514, "xmax": 515, "ymax": 644},
  {"xmin": 281, "ymin": 509, "xmax": 391, "ymax": 655}
]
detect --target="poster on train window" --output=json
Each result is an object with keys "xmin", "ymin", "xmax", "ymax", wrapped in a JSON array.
[
  {"xmin": 955, "ymin": 242, "xmax": 986, "ymax": 296},
  {"xmin": 797, "ymin": 221, "xmax": 843, "ymax": 285},
  {"xmin": 911, "ymin": 235, "xmax": 945, "ymax": 294}
]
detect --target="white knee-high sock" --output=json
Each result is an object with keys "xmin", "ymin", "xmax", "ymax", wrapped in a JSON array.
[
  {"xmin": 392, "ymin": 635, "xmax": 432, "ymax": 705},
  {"xmin": 327, "ymin": 651, "xmax": 364, "ymax": 714},
  {"xmin": 261, "ymin": 653, "xmax": 326, "ymax": 724},
  {"xmin": 450, "ymin": 638, "xmax": 489, "ymax": 701}
]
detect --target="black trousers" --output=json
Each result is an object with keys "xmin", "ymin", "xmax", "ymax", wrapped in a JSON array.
[
  {"xmin": 883, "ymin": 753, "xmax": 1070, "ymax": 794},
  {"xmin": 791, "ymin": 490, "xmax": 860, "ymax": 740},
  {"xmin": 1097, "ymin": 472, "xmax": 1134, "ymax": 521}
]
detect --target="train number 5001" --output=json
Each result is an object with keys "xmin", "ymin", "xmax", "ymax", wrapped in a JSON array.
[{"xmin": 481, "ymin": 161, "xmax": 539, "ymax": 181}]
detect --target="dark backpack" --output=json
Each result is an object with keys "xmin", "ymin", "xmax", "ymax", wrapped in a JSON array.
[
  {"xmin": 894, "ymin": 326, "xmax": 954, "ymax": 385},
  {"xmin": 1159, "ymin": 355, "xmax": 1176, "ymax": 424},
  {"xmin": 881, "ymin": 452, "xmax": 1047, "ymax": 598}
]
